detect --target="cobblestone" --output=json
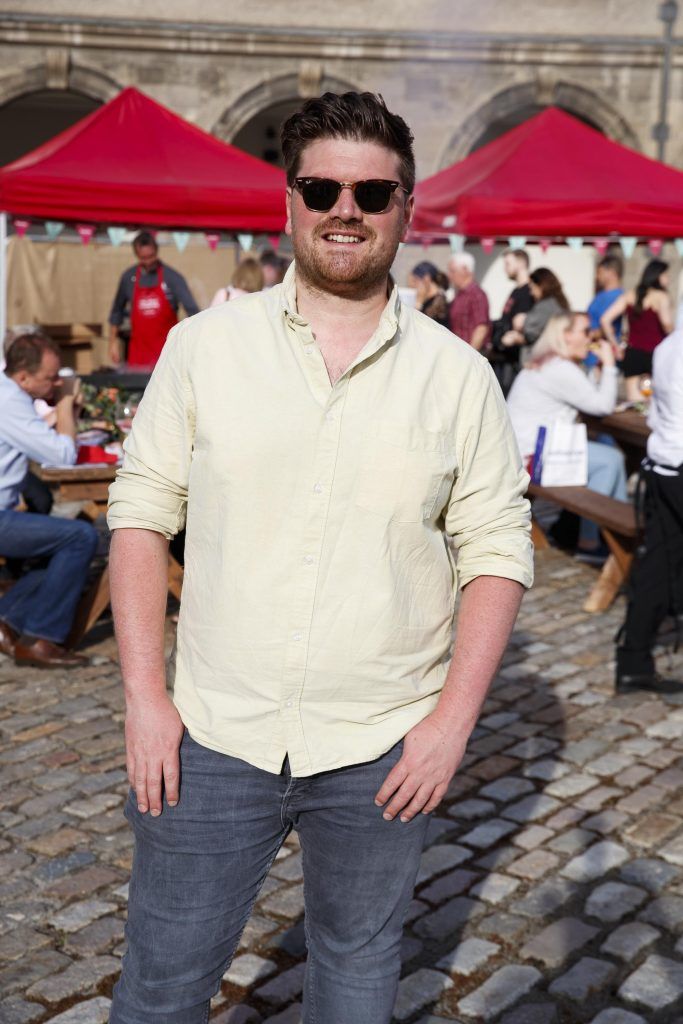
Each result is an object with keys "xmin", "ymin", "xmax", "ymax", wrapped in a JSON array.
[{"xmin": 3, "ymin": 550, "xmax": 683, "ymax": 1021}]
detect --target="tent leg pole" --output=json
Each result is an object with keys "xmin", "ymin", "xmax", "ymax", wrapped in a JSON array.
[{"xmin": 0, "ymin": 212, "xmax": 7, "ymax": 347}]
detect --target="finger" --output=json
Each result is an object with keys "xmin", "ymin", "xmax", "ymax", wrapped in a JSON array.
[
  {"xmin": 134, "ymin": 766, "xmax": 149, "ymax": 813},
  {"xmin": 146, "ymin": 763, "xmax": 164, "ymax": 817},
  {"xmin": 127, "ymin": 752, "xmax": 136, "ymax": 791},
  {"xmin": 421, "ymin": 784, "xmax": 448, "ymax": 816},
  {"xmin": 382, "ymin": 778, "xmax": 420, "ymax": 821},
  {"xmin": 163, "ymin": 753, "xmax": 180, "ymax": 808},
  {"xmin": 374, "ymin": 759, "xmax": 410, "ymax": 807},
  {"xmin": 398, "ymin": 784, "xmax": 434, "ymax": 823}
]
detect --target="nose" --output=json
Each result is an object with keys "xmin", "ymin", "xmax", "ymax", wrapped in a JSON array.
[{"xmin": 331, "ymin": 184, "xmax": 363, "ymax": 221}]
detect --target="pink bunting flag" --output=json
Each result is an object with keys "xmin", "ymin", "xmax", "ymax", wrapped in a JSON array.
[
  {"xmin": 76, "ymin": 223, "xmax": 95, "ymax": 245},
  {"xmin": 539, "ymin": 239, "xmax": 551, "ymax": 253},
  {"xmin": 648, "ymin": 238, "xmax": 663, "ymax": 256},
  {"xmin": 205, "ymin": 232, "xmax": 220, "ymax": 251},
  {"xmin": 480, "ymin": 237, "xmax": 496, "ymax": 254},
  {"xmin": 268, "ymin": 234, "xmax": 281, "ymax": 251},
  {"xmin": 13, "ymin": 218, "xmax": 30, "ymax": 238},
  {"xmin": 594, "ymin": 238, "xmax": 609, "ymax": 256}
]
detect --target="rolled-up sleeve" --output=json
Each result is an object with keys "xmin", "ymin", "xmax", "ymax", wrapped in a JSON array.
[
  {"xmin": 445, "ymin": 362, "xmax": 534, "ymax": 589},
  {"xmin": 107, "ymin": 320, "xmax": 195, "ymax": 538}
]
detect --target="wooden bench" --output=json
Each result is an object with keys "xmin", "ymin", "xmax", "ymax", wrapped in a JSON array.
[{"xmin": 527, "ymin": 483, "xmax": 638, "ymax": 612}]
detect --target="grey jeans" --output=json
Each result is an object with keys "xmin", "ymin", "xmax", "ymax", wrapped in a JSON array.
[{"xmin": 109, "ymin": 731, "xmax": 430, "ymax": 1024}]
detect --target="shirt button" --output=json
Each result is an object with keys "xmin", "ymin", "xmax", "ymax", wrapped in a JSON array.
[
  {"xmin": 313, "ymin": 482, "xmax": 323, "ymax": 493},
  {"xmin": 292, "ymin": 631, "xmax": 303, "ymax": 642},
  {"xmin": 305, "ymin": 346, "xmax": 314, "ymax": 355},
  {"xmin": 286, "ymin": 700, "xmax": 293, "ymax": 708},
  {"xmin": 325, "ymin": 413, "xmax": 335, "ymax": 422},
  {"xmin": 303, "ymin": 555, "xmax": 314, "ymax": 565}
]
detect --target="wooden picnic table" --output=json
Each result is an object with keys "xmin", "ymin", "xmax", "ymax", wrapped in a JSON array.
[
  {"xmin": 582, "ymin": 408, "xmax": 650, "ymax": 474},
  {"xmin": 31, "ymin": 462, "xmax": 184, "ymax": 645}
]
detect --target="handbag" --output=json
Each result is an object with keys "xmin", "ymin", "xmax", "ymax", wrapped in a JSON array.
[{"xmin": 531, "ymin": 421, "xmax": 588, "ymax": 487}]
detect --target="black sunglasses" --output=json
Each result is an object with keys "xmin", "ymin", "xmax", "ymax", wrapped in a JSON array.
[{"xmin": 293, "ymin": 177, "xmax": 411, "ymax": 214}]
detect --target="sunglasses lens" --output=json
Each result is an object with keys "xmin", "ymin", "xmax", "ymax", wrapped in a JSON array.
[
  {"xmin": 301, "ymin": 179, "xmax": 340, "ymax": 211},
  {"xmin": 354, "ymin": 181, "xmax": 393, "ymax": 213}
]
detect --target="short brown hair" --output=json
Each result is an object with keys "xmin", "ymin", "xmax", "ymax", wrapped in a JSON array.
[
  {"xmin": 5, "ymin": 330, "xmax": 60, "ymax": 375},
  {"xmin": 231, "ymin": 258, "xmax": 264, "ymax": 293},
  {"xmin": 281, "ymin": 92, "xmax": 415, "ymax": 193}
]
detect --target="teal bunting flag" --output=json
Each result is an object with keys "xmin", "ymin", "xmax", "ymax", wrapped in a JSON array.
[
  {"xmin": 566, "ymin": 237, "xmax": 584, "ymax": 252},
  {"xmin": 107, "ymin": 226, "xmax": 126, "ymax": 247},
  {"xmin": 508, "ymin": 236, "xmax": 527, "ymax": 249},
  {"xmin": 619, "ymin": 237, "xmax": 638, "ymax": 258},
  {"xmin": 448, "ymin": 234, "xmax": 465, "ymax": 253},
  {"xmin": 237, "ymin": 233, "xmax": 254, "ymax": 252},
  {"xmin": 172, "ymin": 231, "xmax": 190, "ymax": 253},
  {"xmin": 45, "ymin": 221, "xmax": 64, "ymax": 239}
]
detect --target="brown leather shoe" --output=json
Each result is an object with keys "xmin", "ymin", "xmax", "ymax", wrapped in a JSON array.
[
  {"xmin": 14, "ymin": 638, "xmax": 88, "ymax": 669},
  {"xmin": 0, "ymin": 619, "xmax": 18, "ymax": 658}
]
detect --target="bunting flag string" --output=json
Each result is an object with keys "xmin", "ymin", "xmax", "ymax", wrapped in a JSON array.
[
  {"xmin": 619, "ymin": 237, "xmax": 637, "ymax": 258},
  {"xmin": 76, "ymin": 223, "xmax": 96, "ymax": 245},
  {"xmin": 205, "ymin": 231, "xmax": 220, "ymax": 251},
  {"xmin": 13, "ymin": 218, "xmax": 30, "ymax": 238},
  {"xmin": 107, "ymin": 226, "xmax": 126, "ymax": 247},
  {"xmin": 448, "ymin": 234, "xmax": 465, "ymax": 253},
  {"xmin": 45, "ymin": 221, "xmax": 64, "ymax": 240},
  {"xmin": 172, "ymin": 231, "xmax": 190, "ymax": 253}
]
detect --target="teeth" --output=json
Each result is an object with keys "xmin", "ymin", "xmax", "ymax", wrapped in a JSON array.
[{"xmin": 327, "ymin": 234, "xmax": 362, "ymax": 243}]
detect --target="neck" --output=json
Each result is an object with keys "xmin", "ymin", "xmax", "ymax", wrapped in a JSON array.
[
  {"xmin": 516, "ymin": 270, "xmax": 529, "ymax": 287},
  {"xmin": 294, "ymin": 271, "xmax": 390, "ymax": 333}
]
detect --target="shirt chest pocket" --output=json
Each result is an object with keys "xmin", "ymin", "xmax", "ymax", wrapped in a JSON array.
[{"xmin": 354, "ymin": 420, "xmax": 456, "ymax": 523}]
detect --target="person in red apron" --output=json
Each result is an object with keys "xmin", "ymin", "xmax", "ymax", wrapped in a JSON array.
[{"xmin": 108, "ymin": 231, "xmax": 199, "ymax": 368}]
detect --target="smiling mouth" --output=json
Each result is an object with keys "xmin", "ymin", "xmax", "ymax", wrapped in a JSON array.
[{"xmin": 323, "ymin": 233, "xmax": 365, "ymax": 244}]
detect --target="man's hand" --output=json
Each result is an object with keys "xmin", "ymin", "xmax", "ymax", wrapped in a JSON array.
[
  {"xmin": 125, "ymin": 692, "xmax": 184, "ymax": 816},
  {"xmin": 374, "ymin": 712, "xmax": 467, "ymax": 823}
]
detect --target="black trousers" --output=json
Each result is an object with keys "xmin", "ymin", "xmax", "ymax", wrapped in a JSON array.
[{"xmin": 618, "ymin": 463, "xmax": 683, "ymax": 675}]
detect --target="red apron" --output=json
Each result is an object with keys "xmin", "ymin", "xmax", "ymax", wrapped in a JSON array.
[{"xmin": 128, "ymin": 265, "xmax": 178, "ymax": 367}]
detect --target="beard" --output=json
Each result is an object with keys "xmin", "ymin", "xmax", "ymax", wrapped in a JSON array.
[{"xmin": 291, "ymin": 217, "xmax": 403, "ymax": 299}]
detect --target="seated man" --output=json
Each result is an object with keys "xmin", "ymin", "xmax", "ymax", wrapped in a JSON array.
[{"xmin": 0, "ymin": 331, "xmax": 98, "ymax": 668}]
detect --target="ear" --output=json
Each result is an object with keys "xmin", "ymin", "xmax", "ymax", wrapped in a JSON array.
[
  {"xmin": 400, "ymin": 194, "xmax": 415, "ymax": 242},
  {"xmin": 285, "ymin": 187, "xmax": 293, "ymax": 238}
]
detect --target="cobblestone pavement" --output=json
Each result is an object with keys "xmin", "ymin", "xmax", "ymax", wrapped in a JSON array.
[{"xmin": 2, "ymin": 547, "xmax": 683, "ymax": 1024}]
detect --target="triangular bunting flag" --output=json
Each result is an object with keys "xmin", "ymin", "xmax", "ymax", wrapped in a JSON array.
[
  {"xmin": 107, "ymin": 226, "xmax": 126, "ymax": 247},
  {"xmin": 205, "ymin": 232, "xmax": 220, "ymax": 251},
  {"xmin": 237, "ymin": 234, "xmax": 254, "ymax": 253},
  {"xmin": 45, "ymin": 221, "xmax": 64, "ymax": 240},
  {"xmin": 448, "ymin": 234, "xmax": 465, "ymax": 253},
  {"xmin": 480, "ymin": 238, "xmax": 496, "ymax": 254},
  {"xmin": 539, "ymin": 239, "xmax": 552, "ymax": 253},
  {"xmin": 593, "ymin": 238, "xmax": 609, "ymax": 256},
  {"xmin": 13, "ymin": 218, "xmax": 30, "ymax": 238},
  {"xmin": 267, "ymin": 234, "xmax": 281, "ymax": 251},
  {"xmin": 648, "ymin": 238, "xmax": 663, "ymax": 256},
  {"xmin": 172, "ymin": 231, "xmax": 190, "ymax": 253},
  {"xmin": 566, "ymin": 237, "xmax": 584, "ymax": 252},
  {"xmin": 674, "ymin": 239, "xmax": 683, "ymax": 258},
  {"xmin": 619, "ymin": 237, "xmax": 637, "ymax": 258},
  {"xmin": 508, "ymin": 236, "xmax": 527, "ymax": 250},
  {"xmin": 76, "ymin": 223, "xmax": 96, "ymax": 245}
]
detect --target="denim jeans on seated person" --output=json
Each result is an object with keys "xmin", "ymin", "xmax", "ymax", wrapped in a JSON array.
[
  {"xmin": 0, "ymin": 510, "xmax": 98, "ymax": 643},
  {"xmin": 581, "ymin": 440, "xmax": 629, "ymax": 547},
  {"xmin": 110, "ymin": 731, "xmax": 430, "ymax": 1024}
]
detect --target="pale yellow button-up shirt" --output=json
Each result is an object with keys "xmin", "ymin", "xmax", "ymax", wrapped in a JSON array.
[{"xmin": 108, "ymin": 264, "xmax": 533, "ymax": 777}]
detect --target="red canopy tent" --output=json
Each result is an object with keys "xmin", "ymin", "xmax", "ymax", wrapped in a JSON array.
[
  {"xmin": 0, "ymin": 86, "xmax": 287, "ymax": 231},
  {"xmin": 411, "ymin": 107, "xmax": 683, "ymax": 240}
]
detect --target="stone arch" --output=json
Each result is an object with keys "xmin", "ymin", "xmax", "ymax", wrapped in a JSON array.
[
  {"xmin": 0, "ymin": 59, "xmax": 119, "ymax": 108},
  {"xmin": 213, "ymin": 70, "xmax": 361, "ymax": 144},
  {"xmin": 438, "ymin": 79, "xmax": 640, "ymax": 169}
]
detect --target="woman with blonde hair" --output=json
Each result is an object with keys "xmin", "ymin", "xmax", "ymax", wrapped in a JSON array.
[
  {"xmin": 507, "ymin": 311, "xmax": 627, "ymax": 555},
  {"xmin": 210, "ymin": 257, "xmax": 264, "ymax": 307}
]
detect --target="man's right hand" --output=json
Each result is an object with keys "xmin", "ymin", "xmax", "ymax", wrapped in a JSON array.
[{"xmin": 125, "ymin": 693, "xmax": 184, "ymax": 816}]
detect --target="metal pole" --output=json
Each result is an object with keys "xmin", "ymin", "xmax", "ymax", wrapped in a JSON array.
[
  {"xmin": 653, "ymin": 1, "xmax": 679, "ymax": 162},
  {"xmin": 0, "ymin": 212, "xmax": 7, "ymax": 350}
]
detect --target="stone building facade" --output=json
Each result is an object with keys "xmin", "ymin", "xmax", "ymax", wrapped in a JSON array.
[{"xmin": 0, "ymin": 0, "xmax": 680, "ymax": 175}]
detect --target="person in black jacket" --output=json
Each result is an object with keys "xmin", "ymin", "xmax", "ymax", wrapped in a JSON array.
[{"xmin": 489, "ymin": 248, "xmax": 534, "ymax": 395}]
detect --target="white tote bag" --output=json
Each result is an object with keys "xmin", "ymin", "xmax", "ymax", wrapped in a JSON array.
[{"xmin": 531, "ymin": 421, "xmax": 588, "ymax": 487}]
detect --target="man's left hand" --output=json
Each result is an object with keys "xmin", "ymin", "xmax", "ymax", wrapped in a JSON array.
[{"xmin": 374, "ymin": 713, "xmax": 467, "ymax": 823}]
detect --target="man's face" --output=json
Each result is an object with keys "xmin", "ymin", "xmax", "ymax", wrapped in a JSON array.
[
  {"xmin": 503, "ymin": 253, "xmax": 518, "ymax": 281},
  {"xmin": 448, "ymin": 262, "xmax": 469, "ymax": 290},
  {"xmin": 15, "ymin": 350, "xmax": 61, "ymax": 401},
  {"xmin": 285, "ymin": 138, "xmax": 414, "ymax": 298},
  {"xmin": 135, "ymin": 244, "xmax": 159, "ymax": 272},
  {"xmin": 596, "ymin": 265, "xmax": 608, "ymax": 290}
]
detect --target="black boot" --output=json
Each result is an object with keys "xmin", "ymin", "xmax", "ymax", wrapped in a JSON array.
[{"xmin": 616, "ymin": 671, "xmax": 683, "ymax": 695}]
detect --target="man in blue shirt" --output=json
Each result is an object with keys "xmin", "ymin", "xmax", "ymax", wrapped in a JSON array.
[
  {"xmin": 0, "ymin": 331, "xmax": 98, "ymax": 668},
  {"xmin": 588, "ymin": 255, "xmax": 624, "ymax": 340}
]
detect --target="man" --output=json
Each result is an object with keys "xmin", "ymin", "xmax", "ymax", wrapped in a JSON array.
[
  {"xmin": 0, "ymin": 332, "xmax": 98, "ymax": 668},
  {"xmin": 108, "ymin": 231, "xmax": 199, "ymax": 368},
  {"xmin": 447, "ymin": 251, "xmax": 491, "ymax": 350},
  {"xmin": 588, "ymin": 254, "xmax": 624, "ymax": 341},
  {"xmin": 616, "ymin": 326, "xmax": 683, "ymax": 694},
  {"xmin": 107, "ymin": 92, "xmax": 532, "ymax": 1023},
  {"xmin": 490, "ymin": 248, "xmax": 535, "ymax": 395},
  {"xmin": 259, "ymin": 247, "xmax": 289, "ymax": 287}
]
